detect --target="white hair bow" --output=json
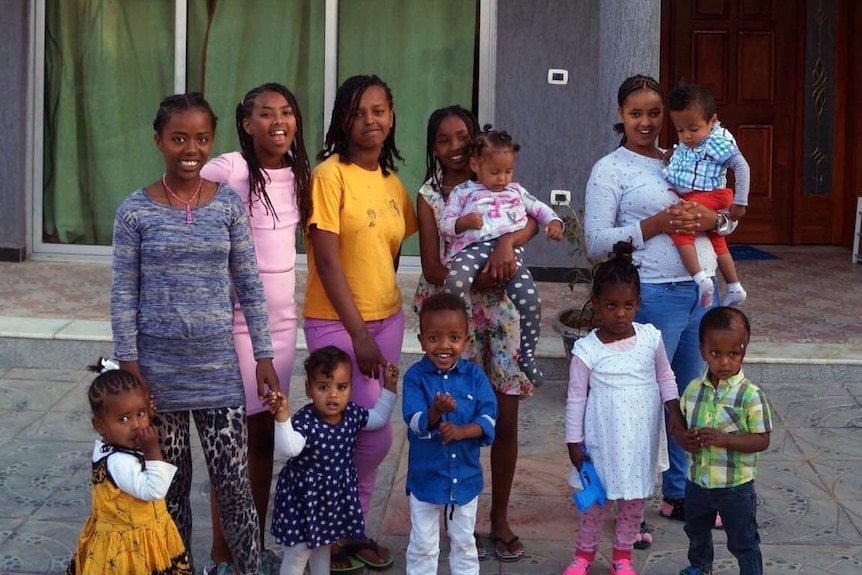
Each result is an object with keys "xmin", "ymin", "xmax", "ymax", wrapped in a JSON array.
[{"xmin": 99, "ymin": 357, "xmax": 120, "ymax": 373}]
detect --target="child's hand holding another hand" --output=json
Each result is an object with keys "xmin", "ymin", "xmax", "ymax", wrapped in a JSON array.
[
  {"xmin": 383, "ymin": 362, "xmax": 399, "ymax": 393},
  {"xmin": 675, "ymin": 427, "xmax": 704, "ymax": 453},
  {"xmin": 546, "ymin": 220, "xmax": 564, "ymax": 241},
  {"xmin": 264, "ymin": 390, "xmax": 290, "ymax": 423},
  {"xmin": 438, "ymin": 421, "xmax": 465, "ymax": 444}
]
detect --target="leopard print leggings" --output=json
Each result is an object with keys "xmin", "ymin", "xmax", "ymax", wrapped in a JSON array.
[{"xmin": 155, "ymin": 407, "xmax": 261, "ymax": 575}]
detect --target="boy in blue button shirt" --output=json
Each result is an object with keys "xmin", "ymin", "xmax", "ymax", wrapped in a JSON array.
[{"xmin": 403, "ymin": 293, "xmax": 498, "ymax": 575}]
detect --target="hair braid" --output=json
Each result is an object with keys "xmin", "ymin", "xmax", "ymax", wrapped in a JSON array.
[
  {"xmin": 319, "ymin": 75, "xmax": 403, "ymax": 176},
  {"xmin": 424, "ymin": 105, "xmax": 479, "ymax": 192},
  {"xmin": 153, "ymin": 92, "xmax": 218, "ymax": 136},
  {"xmin": 86, "ymin": 359, "xmax": 146, "ymax": 418},
  {"xmin": 235, "ymin": 83, "xmax": 312, "ymax": 231},
  {"xmin": 612, "ymin": 74, "xmax": 665, "ymax": 147}
]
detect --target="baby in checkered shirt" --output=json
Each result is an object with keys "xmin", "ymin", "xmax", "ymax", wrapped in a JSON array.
[{"xmin": 663, "ymin": 84, "xmax": 751, "ymax": 309}]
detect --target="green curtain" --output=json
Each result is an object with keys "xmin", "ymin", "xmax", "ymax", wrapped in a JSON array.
[
  {"xmin": 337, "ymin": 0, "xmax": 477, "ymax": 256},
  {"xmin": 44, "ymin": 0, "xmax": 174, "ymax": 245},
  {"xmin": 186, "ymin": 0, "xmax": 325, "ymax": 161},
  {"xmin": 42, "ymin": 0, "xmax": 476, "ymax": 254}
]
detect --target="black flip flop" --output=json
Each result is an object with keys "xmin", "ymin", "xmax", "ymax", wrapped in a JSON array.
[
  {"xmin": 491, "ymin": 535, "xmax": 524, "ymax": 562},
  {"xmin": 474, "ymin": 532, "xmax": 488, "ymax": 561}
]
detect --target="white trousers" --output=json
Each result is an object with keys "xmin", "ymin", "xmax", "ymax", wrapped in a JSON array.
[
  {"xmin": 406, "ymin": 493, "xmax": 479, "ymax": 575},
  {"xmin": 279, "ymin": 542, "xmax": 329, "ymax": 575}
]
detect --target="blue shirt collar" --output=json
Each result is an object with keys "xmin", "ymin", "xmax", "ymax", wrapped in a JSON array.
[{"xmin": 417, "ymin": 355, "xmax": 467, "ymax": 375}]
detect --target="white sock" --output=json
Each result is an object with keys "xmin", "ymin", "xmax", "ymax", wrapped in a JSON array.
[
  {"xmin": 722, "ymin": 282, "xmax": 747, "ymax": 307},
  {"xmin": 692, "ymin": 271, "xmax": 714, "ymax": 308}
]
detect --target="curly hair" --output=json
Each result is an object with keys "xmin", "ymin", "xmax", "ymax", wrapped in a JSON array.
[
  {"xmin": 667, "ymin": 82, "xmax": 717, "ymax": 120},
  {"xmin": 304, "ymin": 346, "xmax": 352, "ymax": 381}
]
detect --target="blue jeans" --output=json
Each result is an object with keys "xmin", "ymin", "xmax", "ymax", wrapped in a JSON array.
[
  {"xmin": 635, "ymin": 280, "xmax": 714, "ymax": 499},
  {"xmin": 684, "ymin": 480, "xmax": 762, "ymax": 575}
]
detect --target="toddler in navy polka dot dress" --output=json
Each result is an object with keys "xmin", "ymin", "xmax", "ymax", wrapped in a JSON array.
[{"xmin": 264, "ymin": 346, "xmax": 398, "ymax": 575}]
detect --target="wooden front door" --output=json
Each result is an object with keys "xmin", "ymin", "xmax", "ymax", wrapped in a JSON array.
[{"xmin": 661, "ymin": 0, "xmax": 803, "ymax": 244}]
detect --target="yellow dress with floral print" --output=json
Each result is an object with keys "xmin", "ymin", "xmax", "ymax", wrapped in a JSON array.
[{"xmin": 66, "ymin": 455, "xmax": 191, "ymax": 575}]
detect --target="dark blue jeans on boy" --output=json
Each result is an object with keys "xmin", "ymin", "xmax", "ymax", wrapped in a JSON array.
[{"xmin": 684, "ymin": 479, "xmax": 762, "ymax": 575}]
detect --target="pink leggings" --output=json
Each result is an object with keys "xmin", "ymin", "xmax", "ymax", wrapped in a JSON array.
[
  {"xmin": 576, "ymin": 498, "xmax": 645, "ymax": 554},
  {"xmin": 303, "ymin": 310, "xmax": 404, "ymax": 514}
]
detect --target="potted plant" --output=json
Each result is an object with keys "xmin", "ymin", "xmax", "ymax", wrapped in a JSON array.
[{"xmin": 550, "ymin": 204, "xmax": 599, "ymax": 358}]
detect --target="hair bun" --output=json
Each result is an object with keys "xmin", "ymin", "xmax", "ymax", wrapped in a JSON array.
[{"xmin": 611, "ymin": 240, "xmax": 635, "ymax": 261}]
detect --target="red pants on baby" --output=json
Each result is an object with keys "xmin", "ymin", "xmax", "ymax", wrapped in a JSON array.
[{"xmin": 670, "ymin": 188, "xmax": 732, "ymax": 256}]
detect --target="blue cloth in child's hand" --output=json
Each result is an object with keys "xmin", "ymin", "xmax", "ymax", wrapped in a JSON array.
[{"xmin": 571, "ymin": 460, "xmax": 606, "ymax": 512}]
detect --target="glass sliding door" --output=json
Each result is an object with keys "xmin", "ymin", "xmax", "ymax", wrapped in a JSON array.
[{"xmin": 37, "ymin": 0, "xmax": 481, "ymax": 257}]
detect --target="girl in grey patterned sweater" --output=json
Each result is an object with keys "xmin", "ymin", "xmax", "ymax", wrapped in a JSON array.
[{"xmin": 110, "ymin": 92, "xmax": 277, "ymax": 575}]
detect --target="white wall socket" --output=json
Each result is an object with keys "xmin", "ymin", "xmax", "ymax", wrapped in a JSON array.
[
  {"xmin": 551, "ymin": 189, "xmax": 571, "ymax": 206},
  {"xmin": 548, "ymin": 69, "xmax": 569, "ymax": 85}
]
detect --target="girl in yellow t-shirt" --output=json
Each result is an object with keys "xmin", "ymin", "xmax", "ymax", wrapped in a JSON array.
[{"xmin": 303, "ymin": 74, "xmax": 416, "ymax": 571}]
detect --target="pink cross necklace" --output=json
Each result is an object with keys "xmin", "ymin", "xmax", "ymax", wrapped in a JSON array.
[{"xmin": 161, "ymin": 174, "xmax": 202, "ymax": 224}]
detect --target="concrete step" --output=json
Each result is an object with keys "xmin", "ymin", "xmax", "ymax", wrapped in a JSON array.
[{"xmin": 2, "ymin": 315, "xmax": 860, "ymax": 383}]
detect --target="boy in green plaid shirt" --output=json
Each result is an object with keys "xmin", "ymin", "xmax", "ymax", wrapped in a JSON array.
[{"xmin": 674, "ymin": 307, "xmax": 772, "ymax": 575}]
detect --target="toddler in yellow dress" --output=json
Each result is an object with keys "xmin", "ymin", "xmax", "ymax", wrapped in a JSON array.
[{"xmin": 66, "ymin": 359, "xmax": 190, "ymax": 575}]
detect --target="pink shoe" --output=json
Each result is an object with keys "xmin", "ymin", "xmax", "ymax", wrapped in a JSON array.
[
  {"xmin": 610, "ymin": 558, "xmax": 637, "ymax": 575},
  {"xmin": 562, "ymin": 556, "xmax": 592, "ymax": 575}
]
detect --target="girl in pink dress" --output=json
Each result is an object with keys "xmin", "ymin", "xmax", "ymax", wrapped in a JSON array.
[{"xmin": 200, "ymin": 82, "xmax": 311, "ymax": 575}]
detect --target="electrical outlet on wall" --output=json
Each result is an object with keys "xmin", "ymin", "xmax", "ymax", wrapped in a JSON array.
[{"xmin": 551, "ymin": 189, "xmax": 571, "ymax": 206}]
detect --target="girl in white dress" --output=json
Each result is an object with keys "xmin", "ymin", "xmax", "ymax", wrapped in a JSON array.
[{"xmin": 562, "ymin": 241, "xmax": 687, "ymax": 575}]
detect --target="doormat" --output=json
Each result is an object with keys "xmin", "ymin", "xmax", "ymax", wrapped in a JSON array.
[{"xmin": 729, "ymin": 245, "xmax": 779, "ymax": 261}]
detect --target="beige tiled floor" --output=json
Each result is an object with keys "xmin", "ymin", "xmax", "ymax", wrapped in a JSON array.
[
  {"xmin": 2, "ymin": 245, "xmax": 861, "ymax": 342},
  {"xmin": 1, "ymin": 246, "xmax": 861, "ymax": 573},
  {"xmin": 3, "ymin": 370, "xmax": 862, "ymax": 574}
]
